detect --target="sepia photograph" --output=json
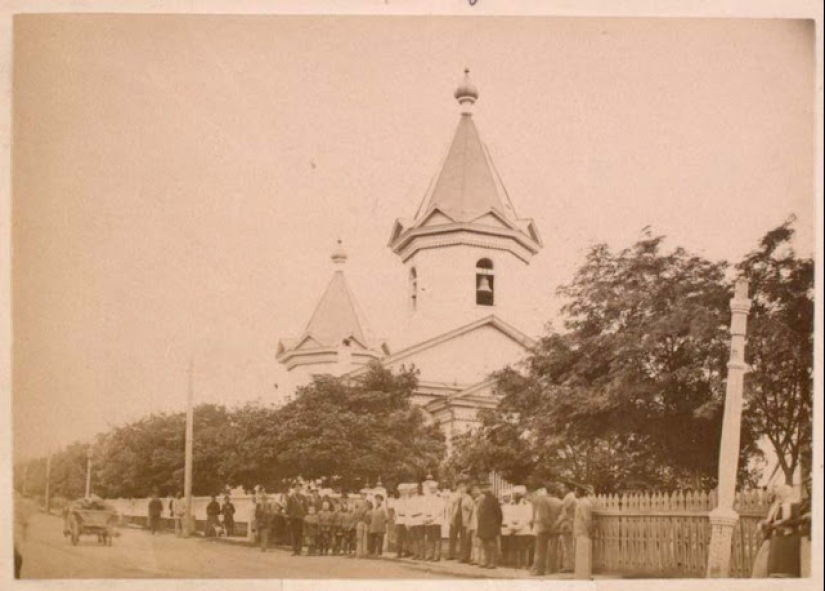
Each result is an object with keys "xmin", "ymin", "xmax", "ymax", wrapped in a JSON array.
[{"xmin": 3, "ymin": 2, "xmax": 821, "ymax": 588}]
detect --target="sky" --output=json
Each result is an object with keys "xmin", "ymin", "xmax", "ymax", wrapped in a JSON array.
[{"xmin": 12, "ymin": 15, "xmax": 815, "ymax": 461}]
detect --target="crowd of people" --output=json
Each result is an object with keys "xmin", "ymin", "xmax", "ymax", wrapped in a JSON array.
[{"xmin": 194, "ymin": 476, "xmax": 597, "ymax": 576}]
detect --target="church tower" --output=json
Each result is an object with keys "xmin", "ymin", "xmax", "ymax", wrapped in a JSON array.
[
  {"xmin": 277, "ymin": 241, "xmax": 389, "ymax": 386},
  {"xmin": 388, "ymin": 70, "xmax": 542, "ymax": 345}
]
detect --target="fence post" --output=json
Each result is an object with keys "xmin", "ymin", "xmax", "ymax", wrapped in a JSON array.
[{"xmin": 706, "ymin": 280, "xmax": 751, "ymax": 578}]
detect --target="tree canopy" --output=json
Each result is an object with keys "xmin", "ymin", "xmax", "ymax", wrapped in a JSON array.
[
  {"xmin": 15, "ymin": 363, "xmax": 446, "ymax": 499},
  {"xmin": 447, "ymin": 222, "xmax": 811, "ymax": 493}
]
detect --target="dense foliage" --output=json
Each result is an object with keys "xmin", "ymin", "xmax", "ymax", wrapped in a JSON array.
[
  {"xmin": 445, "ymin": 221, "xmax": 812, "ymax": 493},
  {"xmin": 15, "ymin": 364, "xmax": 446, "ymax": 499},
  {"xmin": 738, "ymin": 218, "xmax": 814, "ymax": 485}
]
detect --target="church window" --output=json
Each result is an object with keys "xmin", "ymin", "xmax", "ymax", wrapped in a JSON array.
[
  {"xmin": 410, "ymin": 267, "xmax": 418, "ymax": 310},
  {"xmin": 476, "ymin": 258, "xmax": 494, "ymax": 306}
]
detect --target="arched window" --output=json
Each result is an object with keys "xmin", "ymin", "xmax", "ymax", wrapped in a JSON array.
[
  {"xmin": 409, "ymin": 267, "xmax": 418, "ymax": 310},
  {"xmin": 476, "ymin": 258, "xmax": 494, "ymax": 306}
]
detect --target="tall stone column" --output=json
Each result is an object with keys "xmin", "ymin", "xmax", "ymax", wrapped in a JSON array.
[{"xmin": 706, "ymin": 280, "xmax": 751, "ymax": 578}]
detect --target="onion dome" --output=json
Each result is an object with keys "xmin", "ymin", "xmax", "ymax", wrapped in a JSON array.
[
  {"xmin": 331, "ymin": 239, "xmax": 348, "ymax": 265},
  {"xmin": 454, "ymin": 68, "xmax": 478, "ymax": 105}
]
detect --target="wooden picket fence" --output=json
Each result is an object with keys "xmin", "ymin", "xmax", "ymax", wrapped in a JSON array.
[{"xmin": 591, "ymin": 489, "xmax": 770, "ymax": 578}]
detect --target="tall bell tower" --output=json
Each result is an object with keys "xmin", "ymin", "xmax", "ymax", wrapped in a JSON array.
[{"xmin": 388, "ymin": 70, "xmax": 543, "ymax": 345}]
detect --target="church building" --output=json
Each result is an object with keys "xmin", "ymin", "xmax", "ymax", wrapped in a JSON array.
[{"xmin": 277, "ymin": 71, "xmax": 543, "ymax": 445}]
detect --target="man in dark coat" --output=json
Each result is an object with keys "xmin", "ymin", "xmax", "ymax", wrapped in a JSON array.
[
  {"xmin": 286, "ymin": 486, "xmax": 307, "ymax": 555},
  {"xmin": 222, "ymin": 495, "xmax": 236, "ymax": 537},
  {"xmin": 148, "ymin": 493, "xmax": 164, "ymax": 535},
  {"xmin": 205, "ymin": 495, "xmax": 221, "ymax": 537},
  {"xmin": 476, "ymin": 484, "xmax": 503, "ymax": 569},
  {"xmin": 530, "ymin": 484, "xmax": 564, "ymax": 576}
]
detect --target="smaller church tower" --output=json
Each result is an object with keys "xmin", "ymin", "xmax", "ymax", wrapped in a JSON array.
[
  {"xmin": 388, "ymin": 70, "xmax": 543, "ymax": 345},
  {"xmin": 277, "ymin": 241, "xmax": 389, "ymax": 385}
]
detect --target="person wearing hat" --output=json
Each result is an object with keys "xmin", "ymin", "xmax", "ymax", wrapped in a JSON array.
[
  {"xmin": 286, "ymin": 485, "xmax": 308, "ymax": 556},
  {"xmin": 422, "ymin": 477, "xmax": 443, "ymax": 561},
  {"xmin": 530, "ymin": 483, "xmax": 564, "ymax": 576},
  {"xmin": 573, "ymin": 484, "xmax": 595, "ymax": 579},
  {"xmin": 222, "ymin": 495, "xmax": 236, "ymax": 537},
  {"xmin": 559, "ymin": 482, "xmax": 577, "ymax": 573},
  {"xmin": 408, "ymin": 483, "xmax": 426, "ymax": 560},
  {"xmin": 476, "ymin": 482, "xmax": 503, "ymax": 569},
  {"xmin": 394, "ymin": 484, "xmax": 414, "ymax": 558},
  {"xmin": 503, "ymin": 485, "xmax": 533, "ymax": 569},
  {"xmin": 447, "ymin": 480, "xmax": 474, "ymax": 562}
]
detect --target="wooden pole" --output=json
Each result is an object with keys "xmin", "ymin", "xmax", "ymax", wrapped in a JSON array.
[
  {"xmin": 184, "ymin": 358, "xmax": 194, "ymax": 537},
  {"xmin": 706, "ymin": 280, "xmax": 751, "ymax": 578},
  {"xmin": 45, "ymin": 451, "xmax": 52, "ymax": 513},
  {"xmin": 85, "ymin": 447, "xmax": 92, "ymax": 499}
]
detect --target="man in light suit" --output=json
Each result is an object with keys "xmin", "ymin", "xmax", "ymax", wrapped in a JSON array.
[{"xmin": 530, "ymin": 483, "xmax": 564, "ymax": 576}]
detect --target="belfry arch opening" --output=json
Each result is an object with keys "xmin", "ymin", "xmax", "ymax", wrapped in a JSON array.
[{"xmin": 476, "ymin": 258, "xmax": 494, "ymax": 306}]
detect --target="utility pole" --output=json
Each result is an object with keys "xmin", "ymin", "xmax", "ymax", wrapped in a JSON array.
[
  {"xmin": 85, "ymin": 447, "xmax": 93, "ymax": 499},
  {"xmin": 45, "ymin": 450, "xmax": 52, "ymax": 513},
  {"xmin": 706, "ymin": 279, "xmax": 751, "ymax": 578},
  {"xmin": 183, "ymin": 357, "xmax": 194, "ymax": 537}
]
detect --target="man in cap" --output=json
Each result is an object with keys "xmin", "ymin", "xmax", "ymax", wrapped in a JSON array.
[
  {"xmin": 559, "ymin": 482, "xmax": 577, "ymax": 573},
  {"xmin": 394, "ymin": 484, "xmax": 414, "ymax": 558},
  {"xmin": 505, "ymin": 485, "xmax": 534, "ymax": 569},
  {"xmin": 476, "ymin": 482, "xmax": 503, "ymax": 569},
  {"xmin": 530, "ymin": 483, "xmax": 564, "ymax": 576},
  {"xmin": 408, "ymin": 483, "xmax": 426, "ymax": 560},
  {"xmin": 573, "ymin": 484, "xmax": 595, "ymax": 580},
  {"xmin": 447, "ymin": 480, "xmax": 474, "ymax": 561},
  {"xmin": 286, "ymin": 485, "xmax": 308, "ymax": 556},
  {"xmin": 422, "ymin": 476, "xmax": 443, "ymax": 561}
]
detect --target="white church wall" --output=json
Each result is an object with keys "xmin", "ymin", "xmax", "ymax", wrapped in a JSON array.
[
  {"xmin": 383, "ymin": 323, "xmax": 528, "ymax": 386},
  {"xmin": 401, "ymin": 244, "xmax": 533, "ymax": 347}
]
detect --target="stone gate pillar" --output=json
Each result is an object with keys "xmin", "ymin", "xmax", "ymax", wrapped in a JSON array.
[{"xmin": 706, "ymin": 280, "xmax": 751, "ymax": 578}]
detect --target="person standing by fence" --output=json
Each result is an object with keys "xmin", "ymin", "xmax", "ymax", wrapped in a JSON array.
[
  {"xmin": 205, "ymin": 495, "xmax": 221, "ymax": 537},
  {"xmin": 256, "ymin": 499, "xmax": 274, "ymax": 552},
  {"xmin": 222, "ymin": 495, "xmax": 236, "ymax": 537},
  {"xmin": 171, "ymin": 492, "xmax": 185, "ymax": 537},
  {"xmin": 286, "ymin": 486, "xmax": 307, "ymax": 556},
  {"xmin": 147, "ymin": 493, "xmax": 163, "ymax": 535},
  {"xmin": 766, "ymin": 484, "xmax": 801, "ymax": 578},
  {"xmin": 573, "ymin": 485, "xmax": 594, "ymax": 579},
  {"xmin": 530, "ymin": 484, "xmax": 563, "ymax": 576},
  {"xmin": 559, "ymin": 483, "xmax": 577, "ymax": 573},
  {"xmin": 368, "ymin": 495, "xmax": 388, "ymax": 556}
]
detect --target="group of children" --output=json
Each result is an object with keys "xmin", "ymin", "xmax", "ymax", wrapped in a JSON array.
[
  {"xmin": 254, "ymin": 493, "xmax": 391, "ymax": 557},
  {"xmin": 302, "ymin": 501, "xmax": 357, "ymax": 556}
]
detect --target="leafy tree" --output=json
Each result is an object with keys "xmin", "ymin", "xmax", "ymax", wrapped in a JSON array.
[
  {"xmin": 263, "ymin": 363, "xmax": 446, "ymax": 492},
  {"xmin": 93, "ymin": 404, "xmax": 233, "ymax": 497},
  {"xmin": 739, "ymin": 218, "xmax": 814, "ymax": 485},
  {"xmin": 455, "ymin": 231, "xmax": 764, "ymax": 493}
]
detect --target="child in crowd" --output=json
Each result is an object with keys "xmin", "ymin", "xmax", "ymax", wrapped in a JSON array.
[
  {"xmin": 330, "ymin": 503, "xmax": 343, "ymax": 555},
  {"xmin": 317, "ymin": 501, "xmax": 332, "ymax": 556},
  {"xmin": 304, "ymin": 505, "xmax": 319, "ymax": 556},
  {"xmin": 341, "ymin": 503, "xmax": 356, "ymax": 555}
]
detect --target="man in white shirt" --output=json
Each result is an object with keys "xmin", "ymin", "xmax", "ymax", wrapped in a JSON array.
[
  {"xmin": 422, "ymin": 478, "xmax": 443, "ymax": 561},
  {"xmin": 407, "ymin": 483, "xmax": 426, "ymax": 560}
]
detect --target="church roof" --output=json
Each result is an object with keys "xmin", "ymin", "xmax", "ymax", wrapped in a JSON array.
[
  {"xmin": 414, "ymin": 115, "xmax": 519, "ymax": 223},
  {"xmin": 302, "ymin": 270, "xmax": 375, "ymax": 349},
  {"xmin": 389, "ymin": 70, "xmax": 542, "ymax": 260},
  {"xmin": 277, "ymin": 244, "xmax": 389, "ymax": 362}
]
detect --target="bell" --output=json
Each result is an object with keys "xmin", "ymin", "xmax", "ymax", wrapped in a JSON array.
[{"xmin": 477, "ymin": 276, "xmax": 493, "ymax": 293}]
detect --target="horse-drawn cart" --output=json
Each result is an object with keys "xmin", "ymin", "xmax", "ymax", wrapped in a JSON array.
[{"xmin": 63, "ymin": 498, "xmax": 118, "ymax": 546}]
